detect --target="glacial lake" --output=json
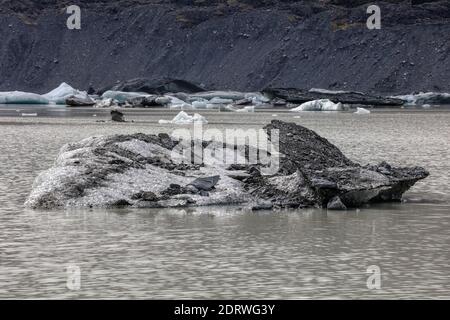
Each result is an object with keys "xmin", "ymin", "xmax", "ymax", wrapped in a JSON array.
[{"xmin": 0, "ymin": 106, "xmax": 449, "ymax": 299}]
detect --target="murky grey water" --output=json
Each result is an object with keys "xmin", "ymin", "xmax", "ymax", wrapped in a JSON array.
[{"xmin": 0, "ymin": 106, "xmax": 449, "ymax": 299}]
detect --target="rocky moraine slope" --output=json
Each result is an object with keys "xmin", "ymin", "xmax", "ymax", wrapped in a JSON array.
[
  {"xmin": 0, "ymin": 0, "xmax": 450, "ymax": 94},
  {"xmin": 0, "ymin": 0, "xmax": 449, "ymax": 94}
]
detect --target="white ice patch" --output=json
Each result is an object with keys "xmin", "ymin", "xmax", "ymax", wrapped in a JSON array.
[
  {"xmin": 117, "ymin": 139, "xmax": 170, "ymax": 159},
  {"xmin": 25, "ymin": 133, "xmax": 250, "ymax": 208},
  {"xmin": 43, "ymin": 82, "xmax": 90, "ymax": 105},
  {"xmin": 236, "ymin": 106, "xmax": 255, "ymax": 113},
  {"xmin": 158, "ymin": 111, "xmax": 208, "ymax": 124},
  {"xmin": 291, "ymin": 99, "xmax": 343, "ymax": 112},
  {"xmin": 94, "ymin": 98, "xmax": 117, "ymax": 108},
  {"xmin": 245, "ymin": 92, "xmax": 270, "ymax": 104},
  {"xmin": 0, "ymin": 83, "xmax": 89, "ymax": 105},
  {"xmin": 268, "ymin": 171, "xmax": 307, "ymax": 193},
  {"xmin": 25, "ymin": 165, "xmax": 87, "ymax": 208},
  {"xmin": 354, "ymin": 107, "xmax": 371, "ymax": 114}
]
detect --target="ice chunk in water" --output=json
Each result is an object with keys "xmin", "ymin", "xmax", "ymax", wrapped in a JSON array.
[
  {"xmin": 354, "ymin": 107, "xmax": 371, "ymax": 114},
  {"xmin": 192, "ymin": 101, "xmax": 208, "ymax": 109},
  {"xmin": 0, "ymin": 91, "xmax": 49, "ymax": 104},
  {"xmin": 43, "ymin": 82, "xmax": 89, "ymax": 105},
  {"xmin": 209, "ymin": 97, "xmax": 234, "ymax": 104},
  {"xmin": 291, "ymin": 99, "xmax": 343, "ymax": 112},
  {"xmin": 159, "ymin": 111, "xmax": 208, "ymax": 124},
  {"xmin": 94, "ymin": 98, "xmax": 117, "ymax": 108},
  {"xmin": 236, "ymin": 106, "xmax": 255, "ymax": 113},
  {"xmin": 101, "ymin": 90, "xmax": 148, "ymax": 103},
  {"xmin": 393, "ymin": 92, "xmax": 450, "ymax": 105},
  {"xmin": 245, "ymin": 92, "xmax": 270, "ymax": 105}
]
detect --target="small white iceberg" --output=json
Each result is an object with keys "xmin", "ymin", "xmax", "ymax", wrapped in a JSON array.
[
  {"xmin": 236, "ymin": 106, "xmax": 255, "ymax": 113},
  {"xmin": 158, "ymin": 111, "xmax": 208, "ymax": 125},
  {"xmin": 291, "ymin": 99, "xmax": 343, "ymax": 112},
  {"xmin": 43, "ymin": 82, "xmax": 90, "ymax": 105},
  {"xmin": 354, "ymin": 107, "xmax": 371, "ymax": 114}
]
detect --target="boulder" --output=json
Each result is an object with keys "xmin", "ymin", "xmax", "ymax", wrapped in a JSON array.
[
  {"xmin": 111, "ymin": 110, "xmax": 125, "ymax": 122},
  {"xmin": 25, "ymin": 121, "xmax": 428, "ymax": 210},
  {"xmin": 327, "ymin": 196, "xmax": 347, "ymax": 210},
  {"xmin": 188, "ymin": 176, "xmax": 221, "ymax": 191},
  {"xmin": 66, "ymin": 95, "xmax": 96, "ymax": 106}
]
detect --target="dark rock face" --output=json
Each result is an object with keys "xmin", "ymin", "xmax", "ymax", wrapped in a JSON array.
[
  {"xmin": 0, "ymin": 1, "xmax": 449, "ymax": 95},
  {"xmin": 25, "ymin": 120, "xmax": 428, "ymax": 210},
  {"xmin": 263, "ymin": 88, "xmax": 405, "ymax": 106}
]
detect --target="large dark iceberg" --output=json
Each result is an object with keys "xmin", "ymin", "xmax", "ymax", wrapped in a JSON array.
[{"xmin": 25, "ymin": 120, "xmax": 428, "ymax": 210}]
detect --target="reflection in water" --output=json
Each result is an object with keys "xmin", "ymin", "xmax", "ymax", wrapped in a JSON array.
[{"xmin": 0, "ymin": 109, "xmax": 449, "ymax": 299}]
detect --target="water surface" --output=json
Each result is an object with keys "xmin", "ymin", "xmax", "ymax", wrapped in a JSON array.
[{"xmin": 0, "ymin": 107, "xmax": 449, "ymax": 299}]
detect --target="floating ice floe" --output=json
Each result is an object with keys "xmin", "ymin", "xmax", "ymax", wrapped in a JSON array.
[
  {"xmin": 0, "ymin": 91, "xmax": 49, "ymax": 104},
  {"xmin": 354, "ymin": 107, "xmax": 371, "ymax": 114},
  {"xmin": 236, "ymin": 106, "xmax": 255, "ymax": 113},
  {"xmin": 186, "ymin": 91, "xmax": 270, "ymax": 106},
  {"xmin": 291, "ymin": 99, "xmax": 343, "ymax": 112},
  {"xmin": 209, "ymin": 97, "xmax": 234, "ymax": 104},
  {"xmin": 101, "ymin": 90, "xmax": 149, "ymax": 103},
  {"xmin": 158, "ymin": 111, "xmax": 208, "ymax": 125},
  {"xmin": 0, "ymin": 83, "xmax": 90, "ymax": 105},
  {"xmin": 168, "ymin": 103, "xmax": 193, "ymax": 110},
  {"xmin": 191, "ymin": 100, "xmax": 208, "ymax": 109},
  {"xmin": 189, "ymin": 91, "xmax": 247, "ymax": 101},
  {"xmin": 393, "ymin": 92, "xmax": 450, "ymax": 106},
  {"xmin": 43, "ymin": 82, "xmax": 90, "ymax": 105},
  {"xmin": 245, "ymin": 92, "xmax": 270, "ymax": 105},
  {"xmin": 94, "ymin": 98, "xmax": 117, "ymax": 108},
  {"xmin": 165, "ymin": 95, "xmax": 193, "ymax": 109}
]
